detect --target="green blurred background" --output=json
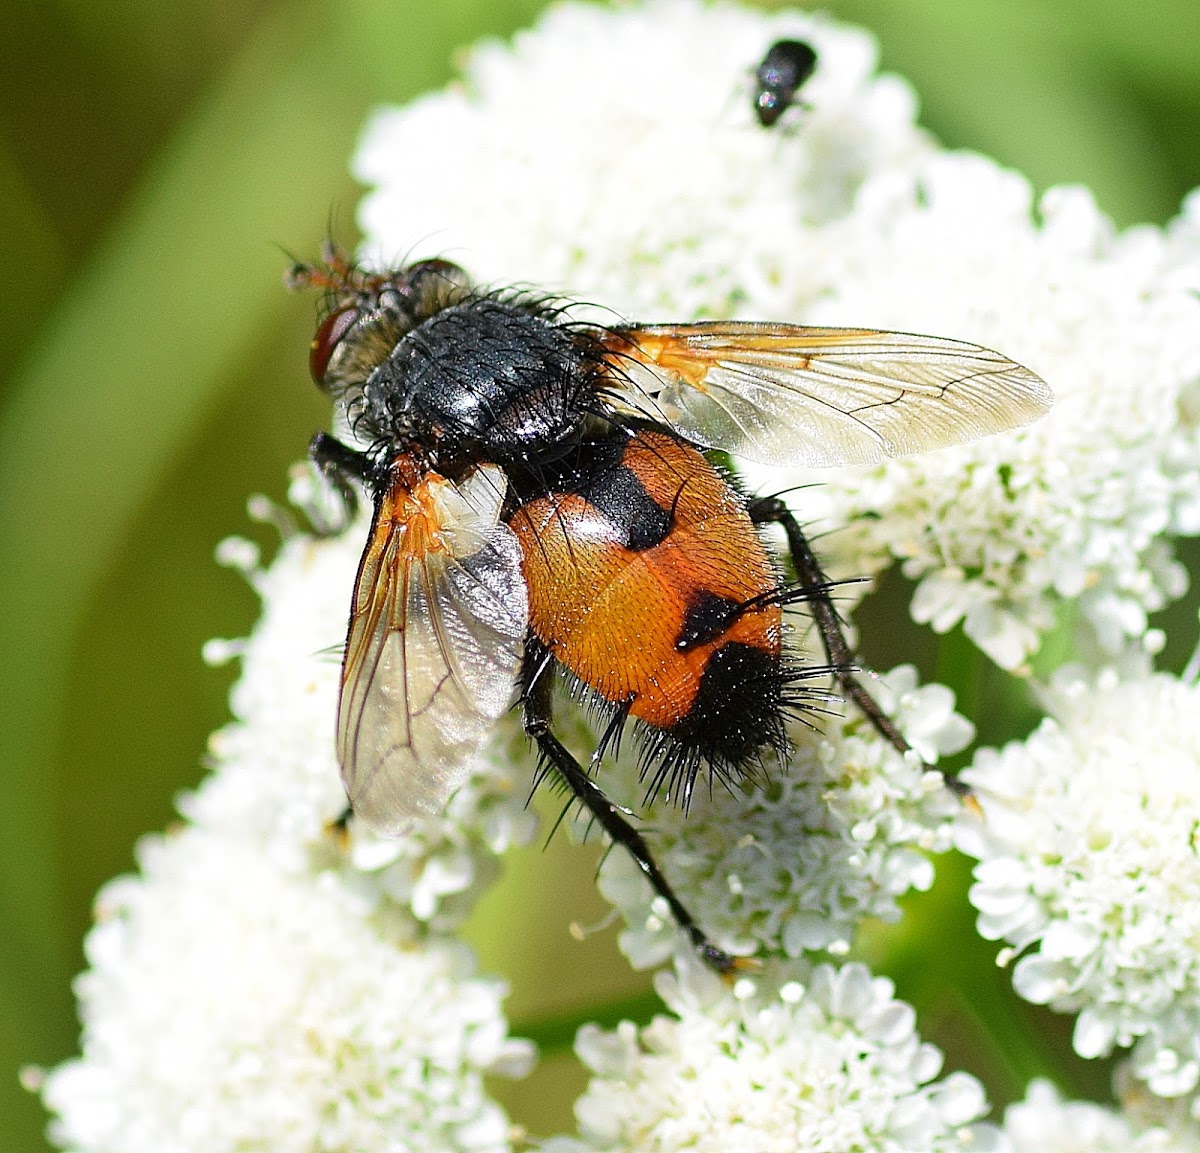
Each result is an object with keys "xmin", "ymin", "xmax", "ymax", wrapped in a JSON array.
[{"xmin": 3, "ymin": 0, "xmax": 1200, "ymax": 1147}]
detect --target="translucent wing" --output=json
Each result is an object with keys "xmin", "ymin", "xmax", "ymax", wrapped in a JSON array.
[
  {"xmin": 337, "ymin": 461, "xmax": 528, "ymax": 835},
  {"xmin": 602, "ymin": 323, "xmax": 1052, "ymax": 467}
]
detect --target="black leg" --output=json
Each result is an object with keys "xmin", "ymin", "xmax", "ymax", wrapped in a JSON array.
[
  {"xmin": 748, "ymin": 496, "xmax": 952, "ymax": 779},
  {"xmin": 308, "ymin": 432, "xmax": 371, "ymax": 535},
  {"xmin": 521, "ymin": 658, "xmax": 742, "ymax": 975}
]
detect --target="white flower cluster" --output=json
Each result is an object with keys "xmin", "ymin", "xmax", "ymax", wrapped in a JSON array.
[
  {"xmin": 43, "ymin": 0, "xmax": 1200, "ymax": 1146},
  {"xmin": 537, "ymin": 959, "xmax": 993, "ymax": 1153},
  {"xmin": 595, "ymin": 666, "xmax": 972, "ymax": 968},
  {"xmin": 40, "ymin": 825, "xmax": 533, "ymax": 1153},
  {"xmin": 999, "ymin": 1073, "xmax": 1200, "ymax": 1153},
  {"xmin": 959, "ymin": 670, "xmax": 1200, "ymax": 1101}
]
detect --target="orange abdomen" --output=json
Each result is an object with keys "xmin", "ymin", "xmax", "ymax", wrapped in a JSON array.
[{"xmin": 509, "ymin": 430, "xmax": 783, "ymax": 736}]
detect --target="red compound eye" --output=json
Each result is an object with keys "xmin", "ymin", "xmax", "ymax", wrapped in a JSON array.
[{"xmin": 310, "ymin": 307, "xmax": 359, "ymax": 385}]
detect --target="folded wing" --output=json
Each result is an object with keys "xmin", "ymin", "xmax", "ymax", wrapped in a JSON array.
[{"xmin": 337, "ymin": 461, "xmax": 528, "ymax": 835}]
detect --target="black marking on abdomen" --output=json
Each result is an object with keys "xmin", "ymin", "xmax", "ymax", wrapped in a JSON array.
[
  {"xmin": 676, "ymin": 590, "xmax": 742, "ymax": 651},
  {"xmin": 580, "ymin": 462, "xmax": 671, "ymax": 551}
]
